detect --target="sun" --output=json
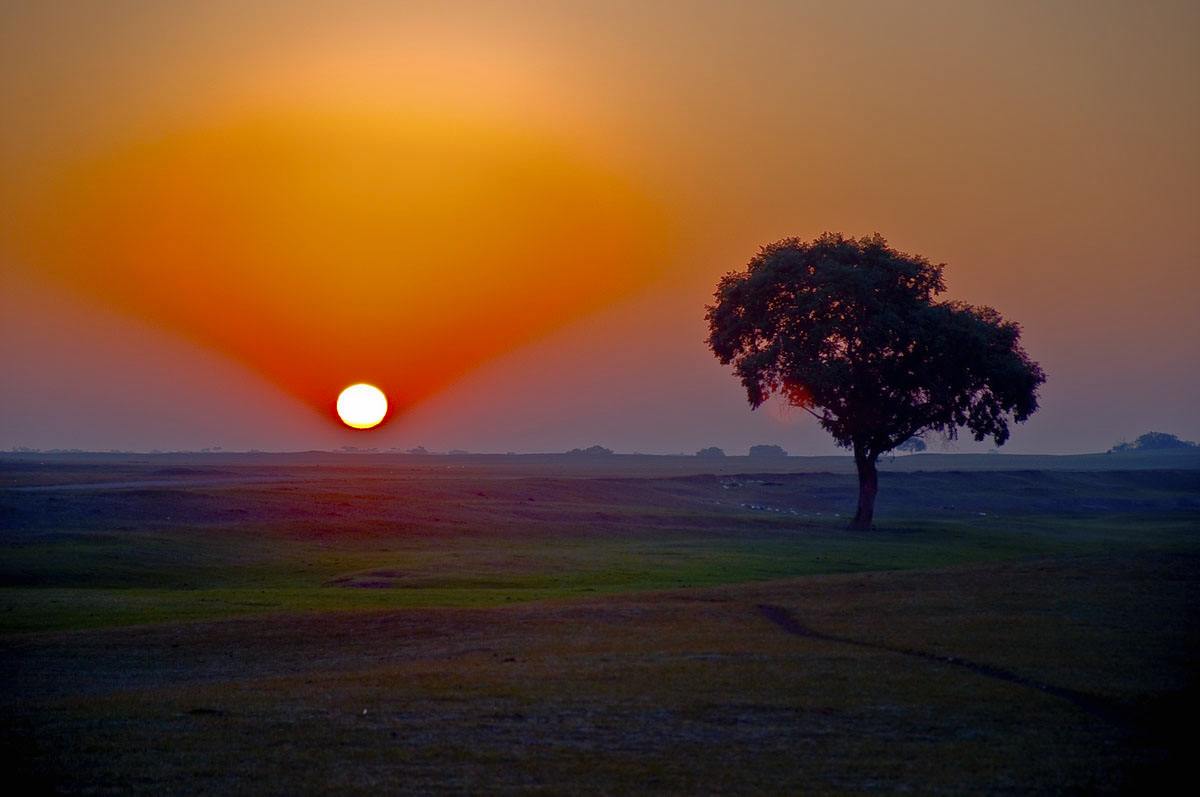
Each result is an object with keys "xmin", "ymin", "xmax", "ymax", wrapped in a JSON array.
[{"xmin": 336, "ymin": 383, "xmax": 388, "ymax": 429}]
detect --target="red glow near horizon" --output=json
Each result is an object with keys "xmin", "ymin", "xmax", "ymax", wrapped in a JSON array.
[{"xmin": 7, "ymin": 110, "xmax": 672, "ymax": 425}]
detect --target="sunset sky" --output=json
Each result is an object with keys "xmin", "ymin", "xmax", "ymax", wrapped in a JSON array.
[{"xmin": 2, "ymin": 0, "xmax": 1198, "ymax": 454}]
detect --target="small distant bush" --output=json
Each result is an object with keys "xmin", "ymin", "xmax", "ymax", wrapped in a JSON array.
[
  {"xmin": 1109, "ymin": 432, "xmax": 1198, "ymax": 453},
  {"xmin": 695, "ymin": 446, "xmax": 726, "ymax": 458},
  {"xmin": 406, "ymin": 446, "xmax": 430, "ymax": 455},
  {"xmin": 748, "ymin": 444, "xmax": 788, "ymax": 458},
  {"xmin": 896, "ymin": 437, "xmax": 927, "ymax": 453},
  {"xmin": 565, "ymin": 445, "xmax": 614, "ymax": 456}
]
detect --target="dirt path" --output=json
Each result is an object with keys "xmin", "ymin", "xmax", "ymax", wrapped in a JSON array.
[{"xmin": 756, "ymin": 603, "xmax": 1125, "ymax": 724}]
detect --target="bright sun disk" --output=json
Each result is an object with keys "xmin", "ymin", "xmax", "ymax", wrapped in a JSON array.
[{"xmin": 337, "ymin": 383, "xmax": 387, "ymax": 429}]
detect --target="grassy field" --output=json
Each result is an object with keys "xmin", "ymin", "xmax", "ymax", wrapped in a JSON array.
[{"xmin": 1, "ymin": 453, "xmax": 1197, "ymax": 793}]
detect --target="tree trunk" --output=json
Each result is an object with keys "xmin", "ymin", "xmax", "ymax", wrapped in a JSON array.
[{"xmin": 850, "ymin": 447, "xmax": 878, "ymax": 529}]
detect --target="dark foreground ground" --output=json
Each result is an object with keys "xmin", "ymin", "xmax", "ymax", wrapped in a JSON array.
[{"xmin": 1, "ymin": 452, "xmax": 1198, "ymax": 793}]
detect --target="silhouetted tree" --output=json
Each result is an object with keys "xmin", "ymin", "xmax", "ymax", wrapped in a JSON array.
[
  {"xmin": 696, "ymin": 446, "xmax": 727, "ymax": 458},
  {"xmin": 565, "ymin": 445, "xmax": 614, "ymax": 456},
  {"xmin": 748, "ymin": 444, "xmax": 788, "ymax": 458},
  {"xmin": 1109, "ymin": 432, "xmax": 1197, "ymax": 453},
  {"xmin": 896, "ymin": 436, "xmax": 927, "ymax": 454},
  {"xmin": 707, "ymin": 233, "xmax": 1044, "ymax": 529}
]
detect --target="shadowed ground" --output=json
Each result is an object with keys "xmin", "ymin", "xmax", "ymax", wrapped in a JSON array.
[{"xmin": 1, "ymin": 454, "xmax": 1197, "ymax": 793}]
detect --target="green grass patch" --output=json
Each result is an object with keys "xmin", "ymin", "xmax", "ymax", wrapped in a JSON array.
[{"xmin": 5, "ymin": 511, "xmax": 1195, "ymax": 633}]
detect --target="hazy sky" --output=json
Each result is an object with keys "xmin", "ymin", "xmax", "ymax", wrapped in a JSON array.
[{"xmin": 2, "ymin": 1, "xmax": 1198, "ymax": 454}]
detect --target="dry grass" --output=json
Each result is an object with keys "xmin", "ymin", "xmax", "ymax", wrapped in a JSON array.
[{"xmin": 1, "ymin": 456, "xmax": 1197, "ymax": 793}]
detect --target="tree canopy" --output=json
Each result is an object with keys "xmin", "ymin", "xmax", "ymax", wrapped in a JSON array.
[
  {"xmin": 749, "ymin": 444, "xmax": 788, "ymax": 458},
  {"xmin": 1109, "ymin": 432, "xmax": 1197, "ymax": 453},
  {"xmin": 565, "ymin": 445, "xmax": 614, "ymax": 456},
  {"xmin": 706, "ymin": 232, "xmax": 1045, "ymax": 527}
]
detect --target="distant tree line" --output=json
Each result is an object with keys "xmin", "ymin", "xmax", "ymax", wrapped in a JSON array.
[
  {"xmin": 748, "ymin": 444, "xmax": 788, "ymax": 458},
  {"xmin": 565, "ymin": 445, "xmax": 614, "ymax": 456},
  {"xmin": 1109, "ymin": 432, "xmax": 1197, "ymax": 453},
  {"xmin": 693, "ymin": 445, "xmax": 791, "ymax": 457}
]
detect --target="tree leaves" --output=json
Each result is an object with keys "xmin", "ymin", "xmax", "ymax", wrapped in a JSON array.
[{"xmin": 706, "ymin": 233, "xmax": 1045, "ymax": 460}]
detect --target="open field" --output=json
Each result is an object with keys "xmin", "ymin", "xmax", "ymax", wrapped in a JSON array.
[{"xmin": 2, "ymin": 453, "xmax": 1198, "ymax": 793}]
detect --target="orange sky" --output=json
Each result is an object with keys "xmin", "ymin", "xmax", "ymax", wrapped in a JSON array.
[{"xmin": 2, "ymin": 1, "xmax": 1198, "ymax": 453}]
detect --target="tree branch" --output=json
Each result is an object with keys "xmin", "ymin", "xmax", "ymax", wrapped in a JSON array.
[{"xmin": 797, "ymin": 404, "xmax": 825, "ymax": 423}]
